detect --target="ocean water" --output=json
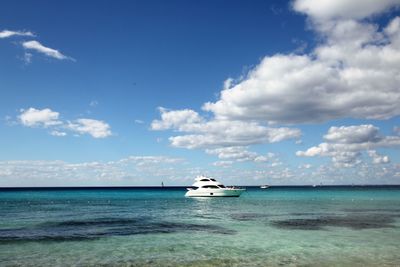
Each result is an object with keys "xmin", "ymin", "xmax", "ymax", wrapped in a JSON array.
[{"xmin": 1, "ymin": 186, "xmax": 400, "ymax": 266}]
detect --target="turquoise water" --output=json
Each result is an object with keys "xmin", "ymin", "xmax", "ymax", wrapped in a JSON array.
[{"xmin": 1, "ymin": 186, "xmax": 400, "ymax": 266}]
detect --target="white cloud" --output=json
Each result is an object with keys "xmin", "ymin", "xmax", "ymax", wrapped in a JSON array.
[
  {"xmin": 168, "ymin": 124, "xmax": 300, "ymax": 149},
  {"xmin": 22, "ymin": 40, "xmax": 74, "ymax": 61},
  {"xmin": 150, "ymin": 1, "xmax": 400, "ymax": 175},
  {"xmin": 152, "ymin": 108, "xmax": 301, "ymax": 149},
  {"xmin": 19, "ymin": 108, "xmax": 62, "ymax": 127},
  {"xmin": 0, "ymin": 30, "xmax": 34, "ymax": 38},
  {"xmin": 50, "ymin": 130, "xmax": 67, "ymax": 137},
  {"xmin": 323, "ymin": 125, "xmax": 381, "ymax": 144},
  {"xmin": 299, "ymin": 164, "xmax": 312, "ymax": 169},
  {"xmin": 119, "ymin": 156, "xmax": 184, "ymax": 165},
  {"xmin": 368, "ymin": 150, "xmax": 390, "ymax": 164},
  {"xmin": 1, "ymin": 29, "xmax": 75, "ymax": 63},
  {"xmin": 270, "ymin": 161, "xmax": 282, "ymax": 167},
  {"xmin": 1, "ymin": 157, "xmax": 399, "ymax": 186},
  {"xmin": 0, "ymin": 156, "xmax": 186, "ymax": 186},
  {"xmin": 293, "ymin": 0, "xmax": 400, "ymax": 20},
  {"xmin": 16, "ymin": 107, "xmax": 112, "ymax": 139},
  {"xmin": 212, "ymin": 161, "xmax": 233, "ymax": 167},
  {"xmin": 151, "ymin": 107, "xmax": 203, "ymax": 130},
  {"xmin": 200, "ymin": 1, "xmax": 400, "ymax": 124},
  {"xmin": 206, "ymin": 146, "xmax": 273, "ymax": 163},
  {"xmin": 297, "ymin": 124, "xmax": 400, "ymax": 167},
  {"xmin": 67, "ymin": 119, "xmax": 112, "ymax": 138}
]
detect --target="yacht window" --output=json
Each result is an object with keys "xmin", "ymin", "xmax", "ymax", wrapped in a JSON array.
[
  {"xmin": 200, "ymin": 179, "xmax": 210, "ymax": 182},
  {"xmin": 202, "ymin": 185, "xmax": 219, "ymax": 189},
  {"xmin": 210, "ymin": 179, "xmax": 216, "ymax": 181},
  {"xmin": 218, "ymin": 185, "xmax": 226, "ymax": 188}
]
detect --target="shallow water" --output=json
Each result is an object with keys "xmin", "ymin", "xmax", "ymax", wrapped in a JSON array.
[{"xmin": 1, "ymin": 186, "xmax": 400, "ymax": 266}]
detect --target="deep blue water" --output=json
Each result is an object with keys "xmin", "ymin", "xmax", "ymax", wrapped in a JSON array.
[{"xmin": 1, "ymin": 186, "xmax": 400, "ymax": 266}]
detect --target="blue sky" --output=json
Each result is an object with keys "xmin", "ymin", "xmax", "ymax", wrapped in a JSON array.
[{"xmin": 1, "ymin": 0, "xmax": 400, "ymax": 186}]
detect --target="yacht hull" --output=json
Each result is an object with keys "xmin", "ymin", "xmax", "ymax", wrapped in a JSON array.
[{"xmin": 185, "ymin": 188, "xmax": 245, "ymax": 197}]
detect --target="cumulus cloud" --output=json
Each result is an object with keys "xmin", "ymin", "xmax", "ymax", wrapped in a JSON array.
[
  {"xmin": 19, "ymin": 108, "xmax": 62, "ymax": 127},
  {"xmin": 22, "ymin": 40, "xmax": 74, "ymax": 61},
  {"xmin": 67, "ymin": 119, "xmax": 112, "ymax": 138},
  {"xmin": 150, "ymin": 0, "xmax": 400, "ymax": 173},
  {"xmin": 17, "ymin": 107, "xmax": 112, "ymax": 139},
  {"xmin": 169, "ymin": 124, "xmax": 300, "ymax": 149},
  {"xmin": 293, "ymin": 0, "xmax": 400, "ymax": 20},
  {"xmin": 297, "ymin": 125, "xmax": 400, "ymax": 167},
  {"xmin": 152, "ymin": 108, "xmax": 300, "ymax": 149},
  {"xmin": 0, "ymin": 30, "xmax": 34, "ymax": 38},
  {"xmin": 206, "ymin": 146, "xmax": 273, "ymax": 163},
  {"xmin": 150, "ymin": 108, "xmax": 296, "ymax": 167},
  {"xmin": 151, "ymin": 107, "xmax": 203, "ymax": 130},
  {"xmin": 201, "ymin": 1, "xmax": 400, "ymax": 124},
  {"xmin": 368, "ymin": 150, "xmax": 390, "ymax": 164},
  {"xmin": 323, "ymin": 125, "xmax": 382, "ymax": 144}
]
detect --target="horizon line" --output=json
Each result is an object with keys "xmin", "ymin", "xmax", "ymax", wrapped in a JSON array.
[{"xmin": 1, "ymin": 184, "xmax": 400, "ymax": 190}]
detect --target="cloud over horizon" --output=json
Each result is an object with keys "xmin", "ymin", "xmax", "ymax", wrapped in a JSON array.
[
  {"xmin": 0, "ymin": 156, "xmax": 187, "ymax": 187},
  {"xmin": 1, "ymin": 155, "xmax": 399, "ymax": 186},
  {"xmin": 297, "ymin": 124, "xmax": 400, "ymax": 167}
]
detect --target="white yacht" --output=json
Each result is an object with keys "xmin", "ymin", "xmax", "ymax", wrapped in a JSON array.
[
  {"xmin": 260, "ymin": 185, "xmax": 269, "ymax": 189},
  {"xmin": 185, "ymin": 175, "xmax": 245, "ymax": 197}
]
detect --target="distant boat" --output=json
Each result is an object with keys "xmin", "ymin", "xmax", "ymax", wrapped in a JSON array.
[
  {"xmin": 260, "ymin": 185, "xmax": 269, "ymax": 189},
  {"xmin": 185, "ymin": 175, "xmax": 245, "ymax": 197},
  {"xmin": 161, "ymin": 181, "xmax": 164, "ymax": 188}
]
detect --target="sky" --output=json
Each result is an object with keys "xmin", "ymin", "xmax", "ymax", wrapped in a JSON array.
[{"xmin": 1, "ymin": 0, "xmax": 400, "ymax": 186}]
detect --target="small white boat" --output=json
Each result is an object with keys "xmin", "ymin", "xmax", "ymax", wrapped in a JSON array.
[
  {"xmin": 260, "ymin": 185, "xmax": 269, "ymax": 189},
  {"xmin": 185, "ymin": 175, "xmax": 245, "ymax": 197}
]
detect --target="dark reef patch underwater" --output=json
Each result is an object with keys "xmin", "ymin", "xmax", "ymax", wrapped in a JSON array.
[
  {"xmin": 271, "ymin": 214, "xmax": 397, "ymax": 230},
  {"xmin": 0, "ymin": 217, "xmax": 235, "ymax": 243}
]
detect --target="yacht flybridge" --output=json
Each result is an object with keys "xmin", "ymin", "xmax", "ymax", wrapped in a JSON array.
[{"xmin": 185, "ymin": 175, "xmax": 245, "ymax": 197}]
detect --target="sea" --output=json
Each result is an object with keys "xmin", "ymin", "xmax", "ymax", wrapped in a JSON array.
[{"xmin": 0, "ymin": 186, "xmax": 400, "ymax": 267}]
